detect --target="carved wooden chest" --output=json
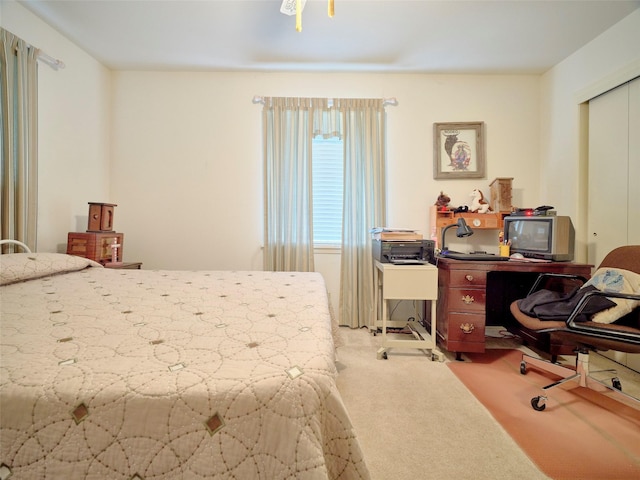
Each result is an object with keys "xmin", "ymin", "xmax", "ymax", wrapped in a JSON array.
[{"xmin": 66, "ymin": 232, "xmax": 124, "ymax": 264}]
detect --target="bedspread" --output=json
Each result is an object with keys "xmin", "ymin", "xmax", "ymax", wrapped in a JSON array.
[{"xmin": 0, "ymin": 253, "xmax": 369, "ymax": 479}]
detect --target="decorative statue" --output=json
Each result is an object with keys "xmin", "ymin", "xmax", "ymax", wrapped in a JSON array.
[{"xmin": 470, "ymin": 188, "xmax": 491, "ymax": 213}]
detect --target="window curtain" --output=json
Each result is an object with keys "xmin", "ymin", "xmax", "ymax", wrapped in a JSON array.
[
  {"xmin": 0, "ymin": 28, "xmax": 38, "ymax": 252},
  {"xmin": 338, "ymin": 99, "xmax": 386, "ymax": 328},
  {"xmin": 262, "ymin": 97, "xmax": 340, "ymax": 272},
  {"xmin": 262, "ymin": 97, "xmax": 386, "ymax": 328}
]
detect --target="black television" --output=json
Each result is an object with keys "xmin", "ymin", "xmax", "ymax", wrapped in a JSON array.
[{"xmin": 503, "ymin": 215, "xmax": 575, "ymax": 261}]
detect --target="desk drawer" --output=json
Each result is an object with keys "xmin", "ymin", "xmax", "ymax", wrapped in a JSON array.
[
  {"xmin": 457, "ymin": 213, "xmax": 501, "ymax": 229},
  {"xmin": 446, "ymin": 313, "xmax": 486, "ymax": 344},
  {"xmin": 449, "ymin": 270, "xmax": 487, "ymax": 287},
  {"xmin": 448, "ymin": 288, "xmax": 486, "ymax": 312}
]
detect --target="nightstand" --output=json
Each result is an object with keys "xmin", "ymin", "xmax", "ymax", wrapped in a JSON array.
[{"xmin": 104, "ymin": 262, "xmax": 142, "ymax": 270}]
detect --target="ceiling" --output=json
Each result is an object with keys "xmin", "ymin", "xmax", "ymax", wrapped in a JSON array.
[{"xmin": 18, "ymin": 0, "xmax": 640, "ymax": 74}]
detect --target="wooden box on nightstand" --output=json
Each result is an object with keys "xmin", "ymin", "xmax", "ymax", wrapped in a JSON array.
[{"xmin": 67, "ymin": 232, "xmax": 124, "ymax": 264}]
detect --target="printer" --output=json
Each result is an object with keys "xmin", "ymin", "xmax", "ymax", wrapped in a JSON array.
[{"xmin": 372, "ymin": 239, "xmax": 436, "ymax": 265}]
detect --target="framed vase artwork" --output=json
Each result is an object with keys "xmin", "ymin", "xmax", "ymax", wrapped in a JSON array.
[{"xmin": 433, "ymin": 121, "xmax": 485, "ymax": 179}]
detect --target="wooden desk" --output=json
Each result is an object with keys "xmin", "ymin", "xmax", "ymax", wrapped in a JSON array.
[
  {"xmin": 435, "ymin": 257, "xmax": 593, "ymax": 360},
  {"xmin": 373, "ymin": 261, "xmax": 442, "ymax": 361}
]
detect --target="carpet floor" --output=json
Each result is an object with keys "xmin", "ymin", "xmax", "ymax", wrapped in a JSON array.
[
  {"xmin": 448, "ymin": 349, "xmax": 640, "ymax": 480},
  {"xmin": 335, "ymin": 327, "xmax": 550, "ymax": 480}
]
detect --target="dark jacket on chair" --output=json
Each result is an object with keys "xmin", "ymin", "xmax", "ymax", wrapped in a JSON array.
[{"xmin": 517, "ymin": 285, "xmax": 616, "ymax": 322}]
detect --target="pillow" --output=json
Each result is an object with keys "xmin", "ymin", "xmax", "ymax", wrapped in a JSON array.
[
  {"xmin": 0, "ymin": 253, "xmax": 102, "ymax": 286},
  {"xmin": 582, "ymin": 267, "xmax": 640, "ymax": 324}
]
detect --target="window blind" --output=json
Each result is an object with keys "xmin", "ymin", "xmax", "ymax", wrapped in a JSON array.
[{"xmin": 312, "ymin": 136, "xmax": 343, "ymax": 245}]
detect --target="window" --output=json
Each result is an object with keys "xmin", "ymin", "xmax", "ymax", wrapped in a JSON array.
[{"xmin": 312, "ymin": 136, "xmax": 343, "ymax": 246}]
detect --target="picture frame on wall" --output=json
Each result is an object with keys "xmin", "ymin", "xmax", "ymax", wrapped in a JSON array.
[{"xmin": 433, "ymin": 121, "xmax": 485, "ymax": 179}]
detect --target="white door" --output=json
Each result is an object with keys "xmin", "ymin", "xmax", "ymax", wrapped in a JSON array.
[
  {"xmin": 588, "ymin": 81, "xmax": 631, "ymax": 267},
  {"xmin": 588, "ymin": 77, "xmax": 640, "ymax": 372},
  {"xmin": 628, "ymin": 79, "xmax": 640, "ymax": 245}
]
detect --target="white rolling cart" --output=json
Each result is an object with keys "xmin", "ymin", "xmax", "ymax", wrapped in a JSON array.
[{"xmin": 373, "ymin": 260, "xmax": 443, "ymax": 361}]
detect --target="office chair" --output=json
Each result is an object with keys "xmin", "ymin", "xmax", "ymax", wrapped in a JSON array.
[{"xmin": 510, "ymin": 245, "xmax": 640, "ymax": 411}]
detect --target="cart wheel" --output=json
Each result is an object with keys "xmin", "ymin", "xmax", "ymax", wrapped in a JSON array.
[
  {"xmin": 531, "ymin": 396, "xmax": 546, "ymax": 411},
  {"xmin": 612, "ymin": 377, "xmax": 622, "ymax": 391},
  {"xmin": 382, "ymin": 352, "xmax": 388, "ymax": 360},
  {"xmin": 520, "ymin": 361, "xmax": 527, "ymax": 375}
]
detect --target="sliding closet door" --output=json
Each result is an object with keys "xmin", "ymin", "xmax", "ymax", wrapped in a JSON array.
[
  {"xmin": 587, "ymin": 82, "xmax": 630, "ymax": 266},
  {"xmin": 588, "ymin": 77, "xmax": 640, "ymax": 371},
  {"xmin": 627, "ymin": 78, "xmax": 640, "ymax": 374},
  {"xmin": 628, "ymin": 78, "xmax": 640, "ymax": 245}
]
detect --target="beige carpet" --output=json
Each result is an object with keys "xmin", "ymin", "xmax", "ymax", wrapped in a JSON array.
[{"xmin": 334, "ymin": 327, "xmax": 551, "ymax": 480}]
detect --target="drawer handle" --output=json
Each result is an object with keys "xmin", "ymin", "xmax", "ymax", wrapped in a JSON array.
[
  {"xmin": 465, "ymin": 275, "xmax": 474, "ymax": 282},
  {"xmin": 460, "ymin": 323, "xmax": 475, "ymax": 334},
  {"xmin": 461, "ymin": 295, "xmax": 475, "ymax": 304}
]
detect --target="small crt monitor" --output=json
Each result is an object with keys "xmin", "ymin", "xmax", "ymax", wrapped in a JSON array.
[{"xmin": 503, "ymin": 215, "xmax": 575, "ymax": 261}]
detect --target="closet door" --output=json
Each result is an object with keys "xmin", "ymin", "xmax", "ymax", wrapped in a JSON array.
[
  {"xmin": 629, "ymin": 78, "xmax": 640, "ymax": 245},
  {"xmin": 628, "ymin": 79, "xmax": 640, "ymax": 373},
  {"xmin": 588, "ymin": 77, "xmax": 640, "ymax": 371},
  {"xmin": 587, "ymin": 82, "xmax": 630, "ymax": 266}
]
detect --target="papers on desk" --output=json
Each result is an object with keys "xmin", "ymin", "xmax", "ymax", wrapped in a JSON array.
[{"xmin": 370, "ymin": 227, "xmax": 423, "ymax": 241}]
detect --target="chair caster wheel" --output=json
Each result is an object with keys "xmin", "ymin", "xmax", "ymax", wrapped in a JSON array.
[
  {"xmin": 520, "ymin": 361, "xmax": 527, "ymax": 375},
  {"xmin": 612, "ymin": 377, "xmax": 622, "ymax": 391},
  {"xmin": 531, "ymin": 396, "xmax": 546, "ymax": 411}
]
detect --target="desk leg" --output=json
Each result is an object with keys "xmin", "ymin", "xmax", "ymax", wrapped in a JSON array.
[
  {"xmin": 377, "ymin": 299, "xmax": 389, "ymax": 359},
  {"xmin": 430, "ymin": 299, "xmax": 444, "ymax": 362},
  {"xmin": 374, "ymin": 264, "xmax": 388, "ymax": 359},
  {"xmin": 372, "ymin": 265, "xmax": 380, "ymax": 333}
]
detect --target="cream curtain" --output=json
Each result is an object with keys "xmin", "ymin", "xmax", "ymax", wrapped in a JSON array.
[
  {"xmin": 0, "ymin": 28, "xmax": 38, "ymax": 252},
  {"xmin": 262, "ymin": 97, "xmax": 386, "ymax": 328},
  {"xmin": 338, "ymin": 98, "xmax": 386, "ymax": 328},
  {"xmin": 262, "ymin": 97, "xmax": 316, "ymax": 272},
  {"xmin": 262, "ymin": 97, "xmax": 343, "ymax": 271}
]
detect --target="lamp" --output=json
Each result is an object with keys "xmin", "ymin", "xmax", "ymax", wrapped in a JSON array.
[{"xmin": 441, "ymin": 218, "xmax": 474, "ymax": 254}]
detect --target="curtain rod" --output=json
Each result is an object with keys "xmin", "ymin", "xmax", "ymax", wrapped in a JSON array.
[
  {"xmin": 4, "ymin": 29, "xmax": 65, "ymax": 70},
  {"xmin": 36, "ymin": 50, "xmax": 65, "ymax": 70},
  {"xmin": 252, "ymin": 96, "xmax": 398, "ymax": 106}
]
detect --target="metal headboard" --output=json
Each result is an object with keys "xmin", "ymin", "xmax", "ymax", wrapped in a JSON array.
[{"xmin": 0, "ymin": 239, "xmax": 32, "ymax": 253}]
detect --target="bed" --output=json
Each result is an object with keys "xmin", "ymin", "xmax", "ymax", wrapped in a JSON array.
[{"xmin": 0, "ymin": 250, "xmax": 370, "ymax": 479}]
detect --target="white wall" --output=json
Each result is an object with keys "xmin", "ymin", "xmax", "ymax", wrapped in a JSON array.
[
  {"xmin": 111, "ymin": 71, "xmax": 541, "ymax": 272},
  {"xmin": 1, "ymin": 0, "xmax": 112, "ymax": 253},
  {"xmin": 539, "ymin": 9, "xmax": 640, "ymax": 262}
]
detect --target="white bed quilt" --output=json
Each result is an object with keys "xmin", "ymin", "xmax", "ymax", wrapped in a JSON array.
[{"xmin": 0, "ymin": 254, "xmax": 369, "ymax": 479}]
